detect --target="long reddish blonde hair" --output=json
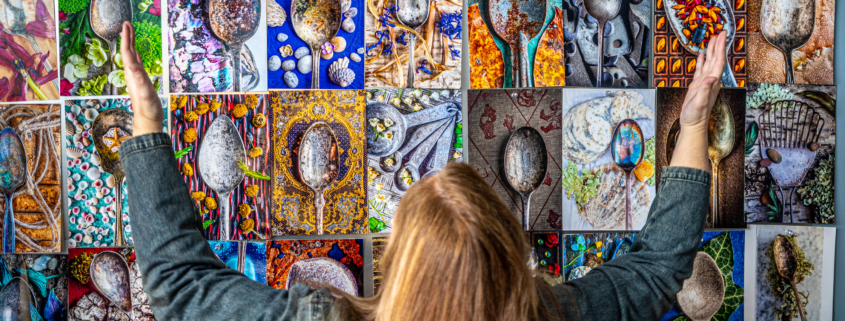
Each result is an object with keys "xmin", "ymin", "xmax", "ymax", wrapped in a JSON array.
[{"xmin": 332, "ymin": 162, "xmax": 550, "ymax": 321}]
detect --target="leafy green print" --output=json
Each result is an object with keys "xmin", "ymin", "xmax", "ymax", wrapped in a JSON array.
[
  {"xmin": 797, "ymin": 155, "xmax": 835, "ymax": 224},
  {"xmin": 77, "ymin": 75, "xmax": 107, "ymax": 96},
  {"xmin": 59, "ymin": 8, "xmax": 96, "ymax": 65},
  {"xmin": 747, "ymin": 83, "xmax": 792, "ymax": 109},
  {"xmin": 85, "ymin": 39, "xmax": 108, "ymax": 67},
  {"xmin": 766, "ymin": 181, "xmax": 783, "ymax": 222},
  {"xmin": 745, "ymin": 122, "xmax": 758, "ymax": 156},
  {"xmin": 63, "ymin": 54, "xmax": 88, "ymax": 83},
  {"xmin": 562, "ymin": 161, "xmax": 602, "ymax": 208},
  {"xmin": 116, "ymin": 18, "xmax": 162, "ymax": 74},
  {"xmin": 765, "ymin": 235, "xmax": 814, "ymax": 320},
  {"xmin": 59, "ymin": 0, "xmax": 90, "ymax": 13},
  {"xmin": 699, "ymin": 233, "xmax": 743, "ymax": 321},
  {"xmin": 644, "ymin": 138, "xmax": 656, "ymax": 186}
]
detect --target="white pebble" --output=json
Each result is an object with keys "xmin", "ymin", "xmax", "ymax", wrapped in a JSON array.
[
  {"xmin": 342, "ymin": 18, "xmax": 355, "ymax": 33},
  {"xmin": 269, "ymin": 55, "xmax": 282, "ymax": 71},
  {"xmin": 298, "ymin": 55, "xmax": 313, "ymax": 74},
  {"xmin": 294, "ymin": 47, "xmax": 310, "ymax": 59},
  {"xmin": 86, "ymin": 166, "xmax": 101, "ymax": 180},
  {"xmin": 349, "ymin": 53, "xmax": 361, "ymax": 62},
  {"xmin": 284, "ymin": 71, "xmax": 299, "ymax": 87},
  {"xmin": 277, "ymin": 33, "xmax": 288, "ymax": 42},
  {"xmin": 282, "ymin": 59, "xmax": 296, "ymax": 71}
]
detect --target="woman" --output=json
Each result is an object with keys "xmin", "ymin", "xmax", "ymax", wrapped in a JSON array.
[{"xmin": 118, "ymin": 21, "xmax": 725, "ymax": 321}]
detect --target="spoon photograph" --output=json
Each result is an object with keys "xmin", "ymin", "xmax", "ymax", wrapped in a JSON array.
[
  {"xmin": 92, "ymin": 109, "xmax": 133, "ymax": 247},
  {"xmin": 662, "ymin": 0, "xmax": 737, "ymax": 87},
  {"xmin": 89, "ymin": 0, "xmax": 132, "ymax": 96},
  {"xmin": 299, "ymin": 122, "xmax": 339, "ymax": 235},
  {"xmin": 90, "ymin": 251, "xmax": 133, "ymax": 317},
  {"xmin": 773, "ymin": 235, "xmax": 808, "ymax": 321},
  {"xmin": 3, "ymin": 0, "xmax": 58, "ymax": 90},
  {"xmin": 396, "ymin": 0, "xmax": 430, "ymax": 88},
  {"xmin": 0, "ymin": 277, "xmax": 36, "ymax": 320},
  {"xmin": 582, "ymin": 0, "xmax": 621, "ymax": 87},
  {"xmin": 707, "ymin": 96, "xmax": 735, "ymax": 228},
  {"xmin": 610, "ymin": 119, "xmax": 644, "ymax": 230},
  {"xmin": 487, "ymin": 0, "xmax": 547, "ymax": 87},
  {"xmin": 198, "ymin": 116, "xmax": 246, "ymax": 241},
  {"xmin": 0, "ymin": 128, "xmax": 26, "ymax": 253},
  {"xmin": 760, "ymin": 0, "xmax": 815, "ymax": 84},
  {"xmin": 291, "ymin": 0, "xmax": 342, "ymax": 89},
  {"xmin": 503, "ymin": 127, "xmax": 548, "ymax": 230},
  {"xmin": 207, "ymin": 0, "xmax": 262, "ymax": 92}
]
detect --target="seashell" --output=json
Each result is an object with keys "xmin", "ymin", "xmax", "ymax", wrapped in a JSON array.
[
  {"xmin": 328, "ymin": 57, "xmax": 355, "ymax": 88},
  {"xmin": 341, "ymin": 0, "xmax": 351, "ymax": 13},
  {"xmin": 106, "ymin": 175, "xmax": 115, "ymax": 188},
  {"xmin": 93, "ymin": 179, "xmax": 104, "ymax": 188},
  {"xmin": 96, "ymin": 191, "xmax": 104, "ymax": 199},
  {"xmin": 267, "ymin": 0, "xmax": 287, "ymax": 27},
  {"xmin": 73, "ymin": 158, "xmax": 82, "ymax": 166},
  {"xmin": 70, "ymin": 105, "xmax": 81, "ymax": 115},
  {"xmin": 86, "ymin": 166, "xmax": 101, "ymax": 180},
  {"xmin": 80, "ymin": 163, "xmax": 90, "ymax": 171},
  {"xmin": 72, "ymin": 173, "xmax": 82, "ymax": 182},
  {"xmin": 68, "ymin": 183, "xmax": 75, "ymax": 192},
  {"xmin": 73, "ymin": 133, "xmax": 82, "ymax": 143},
  {"xmin": 78, "ymin": 181, "xmax": 89, "ymax": 190},
  {"xmin": 97, "ymin": 235, "xmax": 103, "ymax": 241},
  {"xmin": 90, "ymin": 153, "xmax": 101, "ymax": 166},
  {"xmin": 279, "ymin": 45, "xmax": 293, "ymax": 58},
  {"xmin": 349, "ymin": 53, "xmax": 361, "ymax": 62},
  {"xmin": 65, "ymin": 119, "xmax": 76, "ymax": 136},
  {"xmin": 331, "ymin": 37, "xmax": 347, "ymax": 53},
  {"xmin": 342, "ymin": 18, "xmax": 355, "ymax": 33},
  {"xmin": 83, "ymin": 235, "xmax": 92, "ymax": 244},
  {"xmin": 101, "ymin": 187, "xmax": 110, "ymax": 195},
  {"xmin": 294, "ymin": 47, "xmax": 310, "ymax": 59},
  {"xmin": 83, "ymin": 122, "xmax": 90, "ymax": 130},
  {"xmin": 321, "ymin": 50, "xmax": 334, "ymax": 60},
  {"xmin": 89, "ymin": 206, "xmax": 98, "ymax": 214},
  {"xmin": 86, "ymin": 100, "xmax": 99, "ymax": 107},
  {"xmin": 82, "ymin": 137, "xmax": 91, "ymax": 147},
  {"xmin": 84, "ymin": 108, "xmax": 99, "ymax": 121},
  {"xmin": 298, "ymin": 55, "xmax": 313, "ymax": 74},
  {"xmin": 269, "ymin": 55, "xmax": 282, "ymax": 71},
  {"xmin": 67, "ymin": 147, "xmax": 84, "ymax": 159}
]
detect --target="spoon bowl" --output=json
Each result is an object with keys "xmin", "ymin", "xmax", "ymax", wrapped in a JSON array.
[
  {"xmin": 89, "ymin": 251, "xmax": 132, "ymax": 316},
  {"xmin": 198, "ymin": 116, "xmax": 246, "ymax": 241},
  {"xmin": 707, "ymin": 95, "xmax": 735, "ymax": 228},
  {"xmin": 503, "ymin": 127, "xmax": 548, "ymax": 230},
  {"xmin": 0, "ymin": 128, "xmax": 26, "ymax": 253},
  {"xmin": 611, "ymin": 119, "xmax": 644, "ymax": 230},
  {"xmin": 488, "ymin": 0, "xmax": 547, "ymax": 87},
  {"xmin": 291, "ymin": 0, "xmax": 342, "ymax": 89},
  {"xmin": 583, "ymin": 0, "xmax": 622, "ymax": 87},
  {"xmin": 774, "ymin": 235, "xmax": 808, "ymax": 321},
  {"xmin": 677, "ymin": 252, "xmax": 725, "ymax": 321},
  {"xmin": 287, "ymin": 257, "xmax": 358, "ymax": 296},
  {"xmin": 299, "ymin": 122, "xmax": 340, "ymax": 235},
  {"xmin": 89, "ymin": 0, "xmax": 132, "ymax": 95},
  {"xmin": 0, "ymin": 277, "xmax": 36, "ymax": 320},
  {"xmin": 207, "ymin": 0, "xmax": 261, "ymax": 92},
  {"xmin": 760, "ymin": 0, "xmax": 815, "ymax": 84},
  {"xmin": 396, "ymin": 0, "xmax": 431, "ymax": 87},
  {"xmin": 92, "ymin": 109, "xmax": 133, "ymax": 246}
]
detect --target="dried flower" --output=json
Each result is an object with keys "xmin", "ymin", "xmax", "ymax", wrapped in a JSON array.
[
  {"xmin": 191, "ymin": 191, "xmax": 206, "ymax": 201},
  {"xmin": 204, "ymin": 197, "xmax": 217, "ymax": 210},
  {"xmin": 195, "ymin": 102, "xmax": 209, "ymax": 115},
  {"xmin": 253, "ymin": 113, "xmax": 267, "ymax": 128},
  {"xmin": 184, "ymin": 111, "xmax": 198, "ymax": 122},
  {"xmin": 182, "ymin": 163, "xmax": 194, "ymax": 176},
  {"xmin": 70, "ymin": 252, "xmax": 94, "ymax": 284},
  {"xmin": 248, "ymin": 147, "xmax": 263, "ymax": 157},
  {"xmin": 233, "ymin": 104, "xmax": 248, "ymax": 118},
  {"xmin": 245, "ymin": 184, "xmax": 260, "ymax": 197},
  {"xmin": 183, "ymin": 128, "xmax": 198, "ymax": 143},
  {"xmin": 245, "ymin": 95, "xmax": 259, "ymax": 107},
  {"xmin": 238, "ymin": 204, "xmax": 252, "ymax": 218}
]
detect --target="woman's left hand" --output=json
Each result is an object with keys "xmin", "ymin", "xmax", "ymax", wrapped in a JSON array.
[{"xmin": 120, "ymin": 21, "xmax": 164, "ymax": 137}]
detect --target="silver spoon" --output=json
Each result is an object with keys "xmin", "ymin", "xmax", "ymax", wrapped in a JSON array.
[
  {"xmin": 774, "ymin": 235, "xmax": 808, "ymax": 321},
  {"xmin": 503, "ymin": 127, "xmax": 548, "ymax": 230},
  {"xmin": 92, "ymin": 109, "xmax": 133, "ymax": 246},
  {"xmin": 396, "ymin": 0, "xmax": 430, "ymax": 88},
  {"xmin": 198, "ymin": 116, "xmax": 246, "ymax": 241},
  {"xmin": 708, "ymin": 96, "xmax": 735, "ymax": 228},
  {"xmin": 0, "ymin": 277, "xmax": 36, "ymax": 320},
  {"xmin": 676, "ymin": 252, "xmax": 725, "ymax": 321},
  {"xmin": 610, "ymin": 119, "xmax": 644, "ymax": 230},
  {"xmin": 89, "ymin": 0, "xmax": 132, "ymax": 96},
  {"xmin": 488, "ymin": 0, "xmax": 546, "ymax": 87},
  {"xmin": 89, "ymin": 251, "xmax": 133, "ymax": 317},
  {"xmin": 291, "ymin": 0, "xmax": 342, "ymax": 89},
  {"xmin": 583, "ymin": 0, "xmax": 621, "ymax": 87},
  {"xmin": 3, "ymin": 0, "xmax": 58, "ymax": 89},
  {"xmin": 207, "ymin": 0, "xmax": 261, "ymax": 92},
  {"xmin": 760, "ymin": 0, "xmax": 815, "ymax": 84},
  {"xmin": 0, "ymin": 128, "xmax": 25, "ymax": 253},
  {"xmin": 299, "ymin": 122, "xmax": 339, "ymax": 235}
]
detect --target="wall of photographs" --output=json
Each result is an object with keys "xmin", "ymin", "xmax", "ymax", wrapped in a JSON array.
[{"xmin": 0, "ymin": 0, "xmax": 841, "ymax": 319}]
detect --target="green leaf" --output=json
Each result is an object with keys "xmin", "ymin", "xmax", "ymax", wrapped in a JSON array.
[
  {"xmin": 203, "ymin": 220, "xmax": 215, "ymax": 230},
  {"xmin": 699, "ymin": 233, "xmax": 743, "ymax": 321},
  {"xmin": 174, "ymin": 146, "xmax": 193, "ymax": 159},
  {"xmin": 85, "ymin": 39, "xmax": 109, "ymax": 68},
  {"xmin": 77, "ymin": 75, "xmax": 107, "ymax": 96},
  {"xmin": 237, "ymin": 161, "xmax": 271, "ymax": 180},
  {"xmin": 745, "ymin": 122, "xmax": 758, "ymax": 156},
  {"xmin": 59, "ymin": 9, "xmax": 96, "ymax": 65},
  {"xmin": 766, "ymin": 181, "xmax": 783, "ymax": 222}
]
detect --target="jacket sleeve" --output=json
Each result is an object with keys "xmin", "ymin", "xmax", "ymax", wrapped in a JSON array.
[
  {"xmin": 550, "ymin": 166, "xmax": 711, "ymax": 321},
  {"xmin": 119, "ymin": 132, "xmax": 313, "ymax": 321}
]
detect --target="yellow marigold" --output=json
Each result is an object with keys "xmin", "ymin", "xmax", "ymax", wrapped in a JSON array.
[
  {"xmin": 178, "ymin": 95, "xmax": 188, "ymax": 108},
  {"xmin": 245, "ymin": 184, "xmax": 260, "ymax": 197},
  {"xmin": 238, "ymin": 204, "xmax": 252, "ymax": 218},
  {"xmin": 239, "ymin": 219, "xmax": 255, "ymax": 233},
  {"xmin": 184, "ymin": 111, "xmax": 199, "ymax": 122},
  {"xmin": 183, "ymin": 128, "xmax": 198, "ymax": 143},
  {"xmin": 233, "ymin": 104, "xmax": 248, "ymax": 118},
  {"xmin": 210, "ymin": 99, "xmax": 222, "ymax": 112},
  {"xmin": 248, "ymin": 147, "xmax": 263, "ymax": 157},
  {"xmin": 252, "ymin": 113, "xmax": 267, "ymax": 128},
  {"xmin": 169, "ymin": 98, "xmax": 179, "ymax": 111},
  {"xmin": 634, "ymin": 160, "xmax": 655, "ymax": 183},
  {"xmin": 182, "ymin": 163, "xmax": 194, "ymax": 176},
  {"xmin": 245, "ymin": 95, "xmax": 260, "ymax": 107},
  {"xmin": 191, "ymin": 191, "xmax": 206, "ymax": 201},
  {"xmin": 204, "ymin": 197, "xmax": 217, "ymax": 210},
  {"xmin": 195, "ymin": 102, "xmax": 210, "ymax": 115}
]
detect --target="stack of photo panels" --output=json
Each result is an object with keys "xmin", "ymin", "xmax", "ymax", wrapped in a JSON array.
[{"xmin": 0, "ymin": 0, "xmax": 838, "ymax": 319}]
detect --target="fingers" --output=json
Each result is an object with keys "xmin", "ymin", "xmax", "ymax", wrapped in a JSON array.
[{"xmin": 120, "ymin": 22, "xmax": 140, "ymax": 68}]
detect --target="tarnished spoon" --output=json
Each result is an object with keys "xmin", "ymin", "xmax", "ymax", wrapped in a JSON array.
[
  {"xmin": 207, "ymin": 0, "xmax": 261, "ymax": 92},
  {"xmin": 299, "ymin": 122, "xmax": 339, "ymax": 235},
  {"xmin": 89, "ymin": 0, "xmax": 132, "ymax": 96},
  {"xmin": 396, "ymin": 0, "xmax": 430, "ymax": 88},
  {"xmin": 3, "ymin": 0, "xmax": 58, "ymax": 89},
  {"xmin": 503, "ymin": 127, "xmax": 548, "ymax": 230},
  {"xmin": 488, "ymin": 0, "xmax": 547, "ymax": 87},
  {"xmin": 611, "ymin": 119, "xmax": 644, "ymax": 230},
  {"xmin": 760, "ymin": 0, "xmax": 815, "ymax": 84},
  {"xmin": 677, "ymin": 252, "xmax": 725, "ymax": 321},
  {"xmin": 583, "ymin": 0, "xmax": 621, "ymax": 87},
  {"xmin": 90, "ymin": 251, "xmax": 132, "ymax": 317},
  {"xmin": 666, "ymin": 118, "xmax": 681, "ymax": 162},
  {"xmin": 198, "ymin": 116, "xmax": 246, "ymax": 241},
  {"xmin": 287, "ymin": 257, "xmax": 358, "ymax": 296},
  {"xmin": 0, "ymin": 128, "xmax": 26, "ymax": 253},
  {"xmin": 0, "ymin": 277, "xmax": 36, "ymax": 320},
  {"xmin": 291, "ymin": 0, "xmax": 342, "ymax": 89},
  {"xmin": 92, "ymin": 109, "xmax": 133, "ymax": 246},
  {"xmin": 707, "ymin": 96, "xmax": 735, "ymax": 228},
  {"xmin": 774, "ymin": 235, "xmax": 808, "ymax": 321}
]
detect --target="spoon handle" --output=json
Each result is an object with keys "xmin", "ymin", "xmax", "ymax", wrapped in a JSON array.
[
  {"xmin": 509, "ymin": 44, "xmax": 520, "ymax": 88},
  {"xmin": 231, "ymin": 44, "xmax": 243, "ymax": 92},
  {"xmin": 3, "ymin": 193, "xmax": 15, "ymax": 253},
  {"xmin": 783, "ymin": 49, "xmax": 795, "ymax": 84},
  {"xmin": 710, "ymin": 161, "xmax": 719, "ymax": 228},
  {"xmin": 596, "ymin": 25, "xmax": 604, "ymax": 87},
  {"xmin": 311, "ymin": 46, "xmax": 321, "ymax": 89},
  {"xmin": 625, "ymin": 172, "xmax": 632, "ymax": 230},
  {"xmin": 720, "ymin": 55, "xmax": 737, "ymax": 87},
  {"xmin": 113, "ymin": 174, "xmax": 125, "ymax": 246},
  {"xmin": 315, "ymin": 192, "xmax": 325, "ymax": 235},
  {"xmin": 108, "ymin": 40, "xmax": 118, "ymax": 96},
  {"xmin": 790, "ymin": 280, "xmax": 808, "ymax": 321},
  {"xmin": 519, "ymin": 32, "xmax": 531, "ymax": 87},
  {"xmin": 217, "ymin": 192, "xmax": 231, "ymax": 240},
  {"xmin": 406, "ymin": 34, "xmax": 416, "ymax": 88},
  {"xmin": 521, "ymin": 194, "xmax": 531, "ymax": 230}
]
